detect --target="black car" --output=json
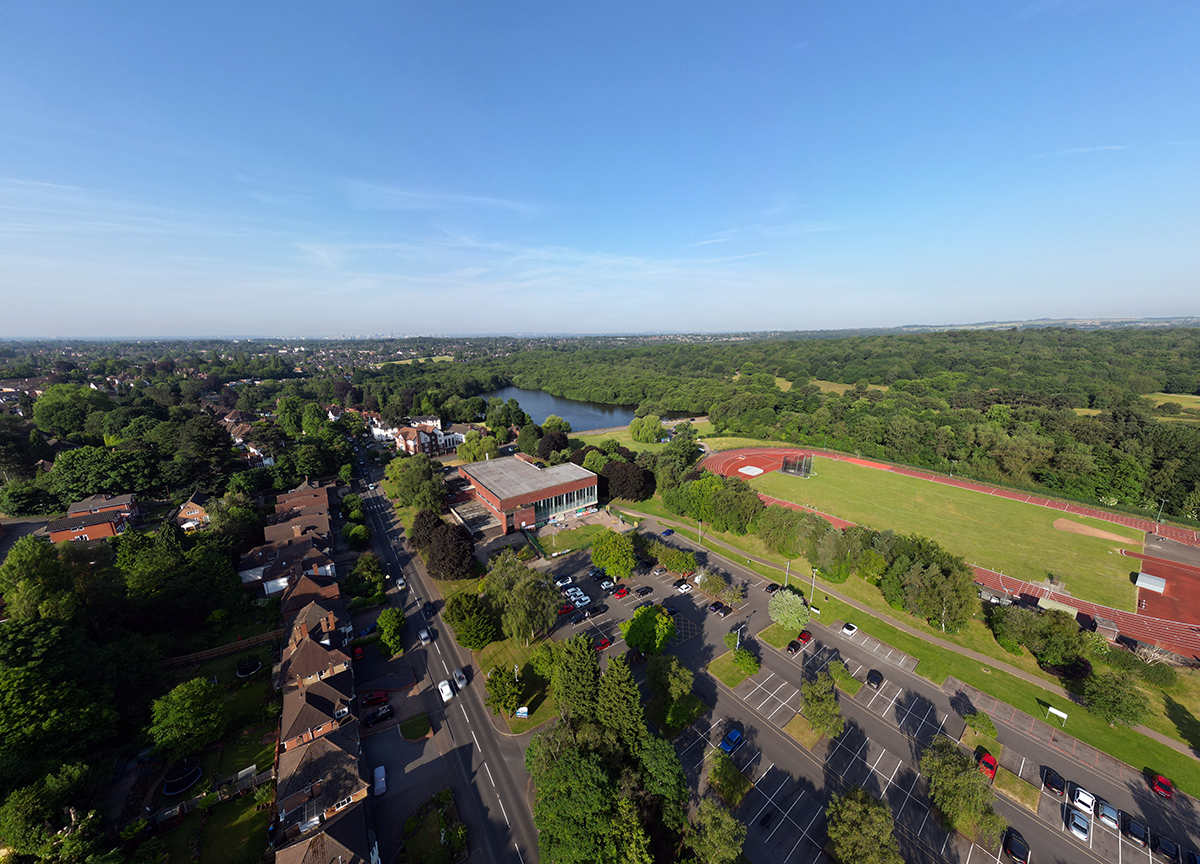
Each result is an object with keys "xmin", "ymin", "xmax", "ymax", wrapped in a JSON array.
[
  {"xmin": 592, "ymin": 604, "xmax": 608, "ymax": 615},
  {"xmin": 1123, "ymin": 815, "xmax": 1149, "ymax": 847},
  {"xmin": 1043, "ymin": 767, "xmax": 1066, "ymax": 796},
  {"xmin": 708, "ymin": 601, "xmax": 723, "ymax": 613},
  {"xmin": 1003, "ymin": 830, "xmax": 1029, "ymax": 864},
  {"xmin": 570, "ymin": 612, "xmax": 585, "ymax": 625},
  {"xmin": 786, "ymin": 640, "xmax": 802, "ymax": 655},
  {"xmin": 636, "ymin": 600, "xmax": 654, "ymax": 610},
  {"xmin": 765, "ymin": 583, "xmax": 781, "ymax": 594},
  {"xmin": 365, "ymin": 704, "xmax": 395, "ymax": 726},
  {"xmin": 866, "ymin": 669, "xmax": 884, "ymax": 690},
  {"xmin": 664, "ymin": 606, "xmax": 679, "ymax": 617},
  {"xmin": 636, "ymin": 586, "xmax": 654, "ymax": 597},
  {"xmin": 422, "ymin": 601, "xmax": 436, "ymax": 621},
  {"xmin": 1153, "ymin": 834, "xmax": 1182, "ymax": 864},
  {"xmin": 591, "ymin": 572, "xmax": 605, "ymax": 583}
]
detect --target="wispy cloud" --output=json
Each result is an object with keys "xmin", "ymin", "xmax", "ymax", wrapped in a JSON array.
[
  {"xmin": 1035, "ymin": 145, "xmax": 1130, "ymax": 157},
  {"xmin": 339, "ymin": 179, "xmax": 542, "ymax": 217},
  {"xmin": 688, "ymin": 237, "xmax": 733, "ymax": 247}
]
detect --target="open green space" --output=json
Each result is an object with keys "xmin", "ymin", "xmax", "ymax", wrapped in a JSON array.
[
  {"xmin": 994, "ymin": 767, "xmax": 1039, "ymax": 812},
  {"xmin": 708, "ymin": 651, "xmax": 754, "ymax": 689},
  {"xmin": 707, "ymin": 752, "xmax": 753, "ymax": 807},
  {"xmin": 573, "ymin": 420, "xmax": 714, "ymax": 452},
  {"xmin": 829, "ymin": 662, "xmax": 862, "ymax": 695},
  {"xmin": 756, "ymin": 622, "xmax": 794, "ymax": 650},
  {"xmin": 536, "ymin": 523, "xmax": 605, "ymax": 554},
  {"xmin": 476, "ymin": 635, "xmax": 557, "ymax": 734},
  {"xmin": 783, "ymin": 713, "xmax": 823, "ymax": 749},
  {"xmin": 750, "ymin": 457, "xmax": 1144, "ymax": 610},
  {"xmin": 1142, "ymin": 392, "xmax": 1200, "ymax": 410},
  {"xmin": 960, "ymin": 727, "xmax": 1003, "ymax": 762},
  {"xmin": 199, "ymin": 794, "xmax": 268, "ymax": 864},
  {"xmin": 399, "ymin": 713, "xmax": 431, "ymax": 739}
]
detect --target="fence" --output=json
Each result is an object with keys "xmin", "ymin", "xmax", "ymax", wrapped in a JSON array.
[{"xmin": 157, "ymin": 629, "xmax": 286, "ymax": 669}]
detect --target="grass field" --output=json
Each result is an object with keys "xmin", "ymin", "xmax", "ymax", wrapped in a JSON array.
[
  {"xmin": 750, "ymin": 457, "xmax": 1143, "ymax": 610},
  {"xmin": 960, "ymin": 726, "xmax": 1003, "ymax": 761},
  {"xmin": 1142, "ymin": 392, "xmax": 1200, "ymax": 410},
  {"xmin": 536, "ymin": 523, "xmax": 605, "ymax": 554},
  {"xmin": 707, "ymin": 751, "xmax": 753, "ymax": 807},
  {"xmin": 757, "ymin": 622, "xmax": 794, "ymax": 650},
  {"xmin": 573, "ymin": 420, "xmax": 715, "ymax": 453},
  {"xmin": 810, "ymin": 379, "xmax": 890, "ymax": 396},
  {"xmin": 476, "ymin": 635, "xmax": 558, "ymax": 734},
  {"xmin": 994, "ymin": 767, "xmax": 1039, "ymax": 811}
]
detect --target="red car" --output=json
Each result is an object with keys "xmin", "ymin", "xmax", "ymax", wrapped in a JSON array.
[
  {"xmin": 352, "ymin": 645, "xmax": 365, "ymax": 661},
  {"xmin": 978, "ymin": 752, "xmax": 997, "ymax": 781},
  {"xmin": 798, "ymin": 630, "xmax": 813, "ymax": 645},
  {"xmin": 1151, "ymin": 774, "xmax": 1173, "ymax": 799},
  {"xmin": 595, "ymin": 637, "xmax": 612, "ymax": 652},
  {"xmin": 613, "ymin": 587, "xmax": 630, "ymax": 599},
  {"xmin": 362, "ymin": 691, "xmax": 388, "ymax": 707},
  {"xmin": 557, "ymin": 603, "xmax": 575, "ymax": 616}
]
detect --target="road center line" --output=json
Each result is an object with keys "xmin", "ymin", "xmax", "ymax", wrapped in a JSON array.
[{"xmin": 484, "ymin": 762, "xmax": 496, "ymax": 788}]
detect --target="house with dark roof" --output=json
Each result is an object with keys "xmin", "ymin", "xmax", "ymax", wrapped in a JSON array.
[
  {"xmin": 67, "ymin": 493, "xmax": 138, "ymax": 518},
  {"xmin": 274, "ymin": 801, "xmax": 379, "ymax": 864},
  {"xmin": 47, "ymin": 510, "xmax": 130, "ymax": 543},
  {"xmin": 281, "ymin": 574, "xmax": 341, "ymax": 622},
  {"xmin": 265, "ymin": 507, "xmax": 332, "ymax": 545},
  {"xmin": 289, "ymin": 598, "xmax": 352, "ymax": 648},
  {"xmin": 280, "ymin": 670, "xmax": 355, "ymax": 751},
  {"xmin": 276, "ymin": 726, "xmax": 368, "ymax": 842},
  {"xmin": 237, "ymin": 537, "xmax": 334, "ymax": 597}
]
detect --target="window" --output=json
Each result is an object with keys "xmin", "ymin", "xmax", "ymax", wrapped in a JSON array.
[{"xmin": 333, "ymin": 795, "xmax": 353, "ymax": 810}]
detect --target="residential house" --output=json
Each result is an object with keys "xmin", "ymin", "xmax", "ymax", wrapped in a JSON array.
[
  {"xmin": 237, "ymin": 537, "xmax": 335, "ymax": 597},
  {"xmin": 278, "ymin": 633, "xmax": 352, "ymax": 692},
  {"xmin": 67, "ymin": 493, "xmax": 139, "ymax": 518},
  {"xmin": 47, "ymin": 510, "xmax": 129, "ymax": 543},
  {"xmin": 408, "ymin": 415, "xmax": 442, "ymax": 430},
  {"xmin": 175, "ymin": 492, "xmax": 212, "ymax": 531},
  {"xmin": 265, "ymin": 506, "xmax": 332, "ymax": 545},
  {"xmin": 396, "ymin": 423, "xmax": 464, "ymax": 457},
  {"xmin": 276, "ymin": 727, "xmax": 368, "ymax": 842},
  {"xmin": 288, "ymin": 598, "xmax": 353, "ymax": 652},
  {"xmin": 281, "ymin": 573, "xmax": 341, "ymax": 622},
  {"xmin": 279, "ymin": 670, "xmax": 355, "ymax": 751},
  {"xmin": 274, "ymin": 801, "xmax": 379, "ymax": 864}
]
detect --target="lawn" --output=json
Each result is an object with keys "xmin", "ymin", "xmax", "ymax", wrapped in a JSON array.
[
  {"xmin": 960, "ymin": 726, "xmax": 1003, "ymax": 762},
  {"xmin": 708, "ymin": 651, "xmax": 754, "ymax": 688},
  {"xmin": 707, "ymin": 752, "xmax": 753, "ymax": 807},
  {"xmin": 402, "ymin": 808, "xmax": 444, "ymax": 862},
  {"xmin": 218, "ymin": 726, "xmax": 275, "ymax": 776},
  {"xmin": 783, "ymin": 713, "xmax": 823, "ymax": 749},
  {"xmin": 828, "ymin": 662, "xmax": 862, "ymax": 696},
  {"xmin": 573, "ymin": 420, "xmax": 715, "ymax": 454},
  {"xmin": 162, "ymin": 808, "xmax": 204, "ymax": 864},
  {"xmin": 536, "ymin": 523, "xmax": 606, "ymax": 555},
  {"xmin": 757, "ymin": 622, "xmax": 794, "ymax": 650},
  {"xmin": 399, "ymin": 713, "xmax": 432, "ymax": 739},
  {"xmin": 199, "ymin": 794, "xmax": 269, "ymax": 864},
  {"xmin": 994, "ymin": 767, "xmax": 1039, "ymax": 812},
  {"xmin": 476, "ymin": 636, "xmax": 558, "ymax": 734},
  {"xmin": 751, "ymin": 457, "xmax": 1144, "ymax": 610}
]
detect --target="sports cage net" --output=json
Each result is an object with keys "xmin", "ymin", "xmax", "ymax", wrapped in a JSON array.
[{"xmin": 780, "ymin": 452, "xmax": 813, "ymax": 478}]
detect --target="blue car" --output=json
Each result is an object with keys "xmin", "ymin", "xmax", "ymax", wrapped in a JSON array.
[
  {"xmin": 719, "ymin": 728, "xmax": 743, "ymax": 754},
  {"xmin": 661, "ymin": 528, "xmax": 674, "ymax": 537}
]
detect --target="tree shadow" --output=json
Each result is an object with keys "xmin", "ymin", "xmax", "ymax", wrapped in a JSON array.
[{"xmin": 1163, "ymin": 693, "xmax": 1200, "ymax": 758}]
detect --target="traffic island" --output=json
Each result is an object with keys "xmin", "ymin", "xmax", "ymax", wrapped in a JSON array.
[
  {"xmin": 993, "ymin": 767, "xmax": 1039, "ymax": 812},
  {"xmin": 783, "ymin": 713, "xmax": 823, "ymax": 749}
]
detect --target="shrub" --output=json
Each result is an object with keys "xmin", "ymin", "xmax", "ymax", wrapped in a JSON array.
[
  {"xmin": 964, "ymin": 712, "xmax": 997, "ymax": 739},
  {"xmin": 1141, "ymin": 662, "xmax": 1178, "ymax": 688},
  {"xmin": 1043, "ymin": 657, "xmax": 1092, "ymax": 681},
  {"xmin": 731, "ymin": 648, "xmax": 760, "ymax": 676},
  {"xmin": 996, "ymin": 635, "xmax": 1023, "ymax": 655}
]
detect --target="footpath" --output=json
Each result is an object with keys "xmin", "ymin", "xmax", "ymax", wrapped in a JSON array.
[{"xmin": 623, "ymin": 508, "xmax": 1198, "ymax": 763}]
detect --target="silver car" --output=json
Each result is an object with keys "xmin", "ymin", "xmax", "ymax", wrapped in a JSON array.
[
  {"xmin": 1095, "ymin": 798, "xmax": 1119, "ymax": 830},
  {"xmin": 453, "ymin": 668, "xmax": 468, "ymax": 690},
  {"xmin": 1067, "ymin": 809, "xmax": 1089, "ymax": 842}
]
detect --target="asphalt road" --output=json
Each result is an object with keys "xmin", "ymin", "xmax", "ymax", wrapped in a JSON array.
[
  {"xmin": 630, "ymin": 515, "xmax": 1200, "ymax": 864},
  {"xmin": 353, "ymin": 453, "xmax": 538, "ymax": 864}
]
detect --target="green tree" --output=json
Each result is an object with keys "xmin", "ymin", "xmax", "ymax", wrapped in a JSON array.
[
  {"xmin": 825, "ymin": 786, "xmax": 904, "ymax": 864},
  {"xmin": 542, "ymin": 415, "xmax": 572, "ymax": 434},
  {"xmin": 455, "ymin": 613, "xmax": 497, "ymax": 650},
  {"xmin": 767, "ymin": 587, "xmax": 810, "ymax": 632},
  {"xmin": 149, "ymin": 678, "xmax": 228, "ymax": 760},
  {"xmin": 596, "ymin": 655, "xmax": 645, "ymax": 754},
  {"xmin": 456, "ymin": 431, "xmax": 499, "ymax": 463},
  {"xmin": 31, "ymin": 384, "xmax": 112, "ymax": 438},
  {"xmin": 529, "ymin": 746, "xmax": 615, "ymax": 864},
  {"xmin": 426, "ymin": 522, "xmax": 475, "ymax": 580},
  {"xmin": 500, "ymin": 575, "xmax": 559, "ymax": 645},
  {"xmin": 611, "ymin": 796, "xmax": 653, "ymax": 864},
  {"xmin": 0, "ymin": 763, "xmax": 101, "ymax": 859},
  {"xmin": 638, "ymin": 735, "xmax": 688, "ymax": 830},
  {"xmin": 647, "ymin": 653, "xmax": 693, "ymax": 702},
  {"xmin": 801, "ymin": 670, "xmax": 844, "ymax": 738},
  {"xmin": 0, "ymin": 535, "xmax": 77, "ymax": 623},
  {"xmin": 731, "ymin": 648, "xmax": 759, "ymax": 676},
  {"xmin": 688, "ymin": 798, "xmax": 746, "ymax": 864},
  {"xmin": 1084, "ymin": 670, "xmax": 1149, "ymax": 726},
  {"xmin": 591, "ymin": 528, "xmax": 636, "ymax": 580},
  {"xmin": 619, "ymin": 605, "xmax": 676, "ymax": 655},
  {"xmin": 409, "ymin": 509, "xmax": 443, "ymax": 550},
  {"xmin": 484, "ymin": 666, "xmax": 524, "ymax": 716},
  {"xmin": 920, "ymin": 735, "xmax": 1005, "ymax": 842},
  {"xmin": 553, "ymin": 635, "xmax": 601, "ymax": 725},
  {"xmin": 630, "ymin": 414, "xmax": 665, "ymax": 444},
  {"xmin": 517, "ymin": 424, "xmax": 543, "ymax": 456},
  {"xmin": 963, "ymin": 712, "xmax": 997, "ymax": 738},
  {"xmin": 344, "ymin": 523, "xmax": 372, "ymax": 551},
  {"xmin": 376, "ymin": 607, "xmax": 405, "ymax": 656}
]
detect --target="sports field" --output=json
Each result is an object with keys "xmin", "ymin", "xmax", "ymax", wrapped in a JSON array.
[{"xmin": 749, "ymin": 458, "xmax": 1144, "ymax": 610}]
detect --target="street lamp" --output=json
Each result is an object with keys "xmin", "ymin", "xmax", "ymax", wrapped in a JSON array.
[
  {"xmin": 949, "ymin": 459, "xmax": 957, "ymax": 478},
  {"xmin": 810, "ymin": 567, "xmax": 818, "ymax": 604},
  {"xmin": 1157, "ymin": 498, "xmax": 1169, "ymax": 524}
]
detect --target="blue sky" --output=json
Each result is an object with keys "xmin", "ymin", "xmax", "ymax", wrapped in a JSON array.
[{"xmin": 1, "ymin": 1, "xmax": 1197, "ymax": 337}]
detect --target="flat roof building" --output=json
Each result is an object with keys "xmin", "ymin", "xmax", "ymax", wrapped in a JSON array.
[{"xmin": 459, "ymin": 457, "xmax": 597, "ymax": 534}]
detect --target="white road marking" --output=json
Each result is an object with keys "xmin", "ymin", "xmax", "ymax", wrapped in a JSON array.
[
  {"xmin": 471, "ymin": 730, "xmax": 479, "ymax": 748},
  {"xmin": 497, "ymin": 796, "xmax": 509, "ymax": 825},
  {"xmin": 484, "ymin": 762, "xmax": 496, "ymax": 787},
  {"xmin": 514, "ymin": 845, "xmax": 524, "ymax": 864},
  {"xmin": 461, "ymin": 704, "xmax": 469, "ymax": 722}
]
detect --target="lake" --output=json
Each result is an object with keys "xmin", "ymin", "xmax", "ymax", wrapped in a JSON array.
[{"xmin": 478, "ymin": 386, "xmax": 689, "ymax": 434}]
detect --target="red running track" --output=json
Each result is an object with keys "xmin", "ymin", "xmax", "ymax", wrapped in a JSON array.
[{"xmin": 703, "ymin": 446, "xmax": 1200, "ymax": 657}]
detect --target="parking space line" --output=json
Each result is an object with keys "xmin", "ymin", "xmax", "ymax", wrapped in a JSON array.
[
  {"xmin": 880, "ymin": 759, "xmax": 902, "ymax": 794},
  {"xmin": 765, "ymin": 789, "xmax": 806, "ymax": 841}
]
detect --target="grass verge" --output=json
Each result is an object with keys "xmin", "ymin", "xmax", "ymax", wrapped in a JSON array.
[
  {"xmin": 829, "ymin": 662, "xmax": 863, "ymax": 696},
  {"xmin": 960, "ymin": 727, "xmax": 1004, "ymax": 761},
  {"xmin": 707, "ymin": 751, "xmax": 753, "ymax": 808},
  {"xmin": 708, "ymin": 651, "xmax": 754, "ymax": 689},
  {"xmin": 476, "ymin": 636, "xmax": 558, "ymax": 734},
  {"xmin": 784, "ymin": 713, "xmax": 823, "ymax": 749},
  {"xmin": 537, "ymin": 523, "xmax": 605, "ymax": 555},
  {"xmin": 402, "ymin": 809, "xmax": 444, "ymax": 862},
  {"xmin": 399, "ymin": 713, "xmax": 431, "ymax": 739},
  {"xmin": 757, "ymin": 622, "xmax": 794, "ymax": 650},
  {"xmin": 994, "ymin": 767, "xmax": 1039, "ymax": 811}
]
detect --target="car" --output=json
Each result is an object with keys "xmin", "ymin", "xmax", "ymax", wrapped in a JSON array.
[
  {"xmin": 453, "ymin": 668, "xmax": 468, "ymax": 690},
  {"xmin": 1003, "ymin": 829, "xmax": 1029, "ymax": 864},
  {"xmin": 636, "ymin": 586, "xmax": 654, "ymax": 597},
  {"xmin": 1095, "ymin": 798, "xmax": 1119, "ymax": 830},
  {"xmin": 351, "ymin": 644, "xmax": 366, "ymax": 660},
  {"xmin": 765, "ymin": 583, "xmax": 781, "ymax": 594},
  {"xmin": 1123, "ymin": 815, "xmax": 1149, "ymax": 847},
  {"xmin": 613, "ymin": 587, "xmax": 630, "ymax": 599},
  {"xmin": 373, "ymin": 765, "xmax": 387, "ymax": 796},
  {"xmin": 438, "ymin": 680, "xmax": 454, "ymax": 702},
  {"xmin": 591, "ymin": 572, "xmax": 605, "ymax": 582},
  {"xmin": 396, "ymin": 575, "xmax": 407, "ymax": 589},
  {"xmin": 1067, "ymin": 808, "xmax": 1090, "ymax": 842},
  {"xmin": 636, "ymin": 600, "xmax": 654, "ymax": 611},
  {"xmin": 841, "ymin": 622, "xmax": 858, "ymax": 637},
  {"xmin": 601, "ymin": 580, "xmax": 615, "ymax": 591},
  {"xmin": 422, "ymin": 601, "xmax": 436, "ymax": 620},
  {"xmin": 1152, "ymin": 774, "xmax": 1174, "ymax": 799},
  {"xmin": 866, "ymin": 669, "xmax": 884, "ymax": 690},
  {"xmin": 365, "ymin": 704, "xmax": 395, "ymax": 726},
  {"xmin": 798, "ymin": 630, "xmax": 813, "ymax": 645},
  {"xmin": 570, "ymin": 612, "xmax": 585, "ymax": 625},
  {"xmin": 1071, "ymin": 785, "xmax": 1095, "ymax": 814},
  {"xmin": 555, "ymin": 575, "xmax": 573, "ymax": 588},
  {"xmin": 592, "ymin": 604, "xmax": 608, "ymax": 615},
  {"xmin": 1153, "ymin": 834, "xmax": 1182, "ymax": 863},
  {"xmin": 595, "ymin": 637, "xmax": 611, "ymax": 652},
  {"xmin": 716, "ymin": 606, "xmax": 731, "ymax": 618},
  {"xmin": 661, "ymin": 529, "xmax": 674, "ymax": 536},
  {"xmin": 719, "ymin": 727, "xmax": 744, "ymax": 754},
  {"xmin": 664, "ymin": 606, "xmax": 679, "ymax": 617},
  {"xmin": 359, "ymin": 623, "xmax": 378, "ymax": 636},
  {"xmin": 362, "ymin": 690, "xmax": 388, "ymax": 707},
  {"xmin": 558, "ymin": 603, "xmax": 575, "ymax": 615},
  {"xmin": 575, "ymin": 597, "xmax": 593, "ymax": 609},
  {"xmin": 652, "ymin": 568, "xmax": 667, "ymax": 576},
  {"xmin": 1185, "ymin": 850, "xmax": 1200, "ymax": 864},
  {"xmin": 676, "ymin": 582, "xmax": 693, "ymax": 593},
  {"xmin": 418, "ymin": 628, "xmax": 431, "ymax": 645},
  {"xmin": 786, "ymin": 640, "xmax": 802, "ymax": 655},
  {"xmin": 708, "ymin": 601, "xmax": 723, "ymax": 613},
  {"xmin": 368, "ymin": 483, "xmax": 376, "ymax": 490},
  {"xmin": 1043, "ymin": 767, "xmax": 1065, "ymax": 796},
  {"xmin": 979, "ymin": 752, "xmax": 997, "ymax": 781}
]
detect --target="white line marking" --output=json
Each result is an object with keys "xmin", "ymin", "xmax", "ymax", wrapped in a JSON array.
[
  {"xmin": 461, "ymin": 704, "xmax": 469, "ymax": 722},
  {"xmin": 514, "ymin": 844, "xmax": 524, "ymax": 864},
  {"xmin": 471, "ymin": 730, "xmax": 479, "ymax": 748},
  {"xmin": 497, "ymin": 796, "xmax": 509, "ymax": 825},
  {"xmin": 484, "ymin": 762, "xmax": 496, "ymax": 787}
]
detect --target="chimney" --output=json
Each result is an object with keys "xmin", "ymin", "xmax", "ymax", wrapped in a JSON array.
[{"xmin": 300, "ymin": 620, "xmax": 309, "ymax": 639}]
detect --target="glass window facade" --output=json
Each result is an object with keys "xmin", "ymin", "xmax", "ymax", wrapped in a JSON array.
[{"xmin": 532, "ymin": 484, "xmax": 597, "ymax": 522}]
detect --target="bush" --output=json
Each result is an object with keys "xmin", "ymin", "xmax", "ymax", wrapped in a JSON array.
[
  {"xmin": 731, "ymin": 648, "xmax": 760, "ymax": 676},
  {"xmin": 996, "ymin": 635, "xmax": 1023, "ymax": 655},
  {"xmin": 964, "ymin": 712, "xmax": 997, "ymax": 739},
  {"xmin": 1141, "ymin": 662, "xmax": 1178, "ymax": 688},
  {"xmin": 1043, "ymin": 657, "xmax": 1092, "ymax": 681}
]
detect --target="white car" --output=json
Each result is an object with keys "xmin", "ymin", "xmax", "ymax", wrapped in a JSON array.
[
  {"xmin": 652, "ymin": 568, "xmax": 667, "ymax": 576},
  {"xmin": 841, "ymin": 622, "xmax": 858, "ymax": 637},
  {"xmin": 453, "ymin": 668, "xmax": 468, "ymax": 690},
  {"xmin": 418, "ymin": 628, "xmax": 431, "ymax": 645},
  {"xmin": 575, "ymin": 597, "xmax": 592, "ymax": 608},
  {"xmin": 676, "ymin": 582, "xmax": 693, "ymax": 593},
  {"xmin": 438, "ymin": 680, "xmax": 454, "ymax": 702},
  {"xmin": 600, "ymin": 580, "xmax": 615, "ymax": 591},
  {"xmin": 554, "ymin": 575, "xmax": 573, "ymax": 588},
  {"xmin": 1071, "ymin": 786, "xmax": 1095, "ymax": 815}
]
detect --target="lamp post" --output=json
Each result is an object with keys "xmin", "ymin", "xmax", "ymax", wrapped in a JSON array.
[
  {"xmin": 1157, "ymin": 498, "xmax": 1169, "ymax": 524},
  {"xmin": 810, "ymin": 567, "xmax": 818, "ymax": 604},
  {"xmin": 785, "ymin": 559, "xmax": 790, "ymax": 588},
  {"xmin": 949, "ymin": 459, "xmax": 957, "ymax": 478}
]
